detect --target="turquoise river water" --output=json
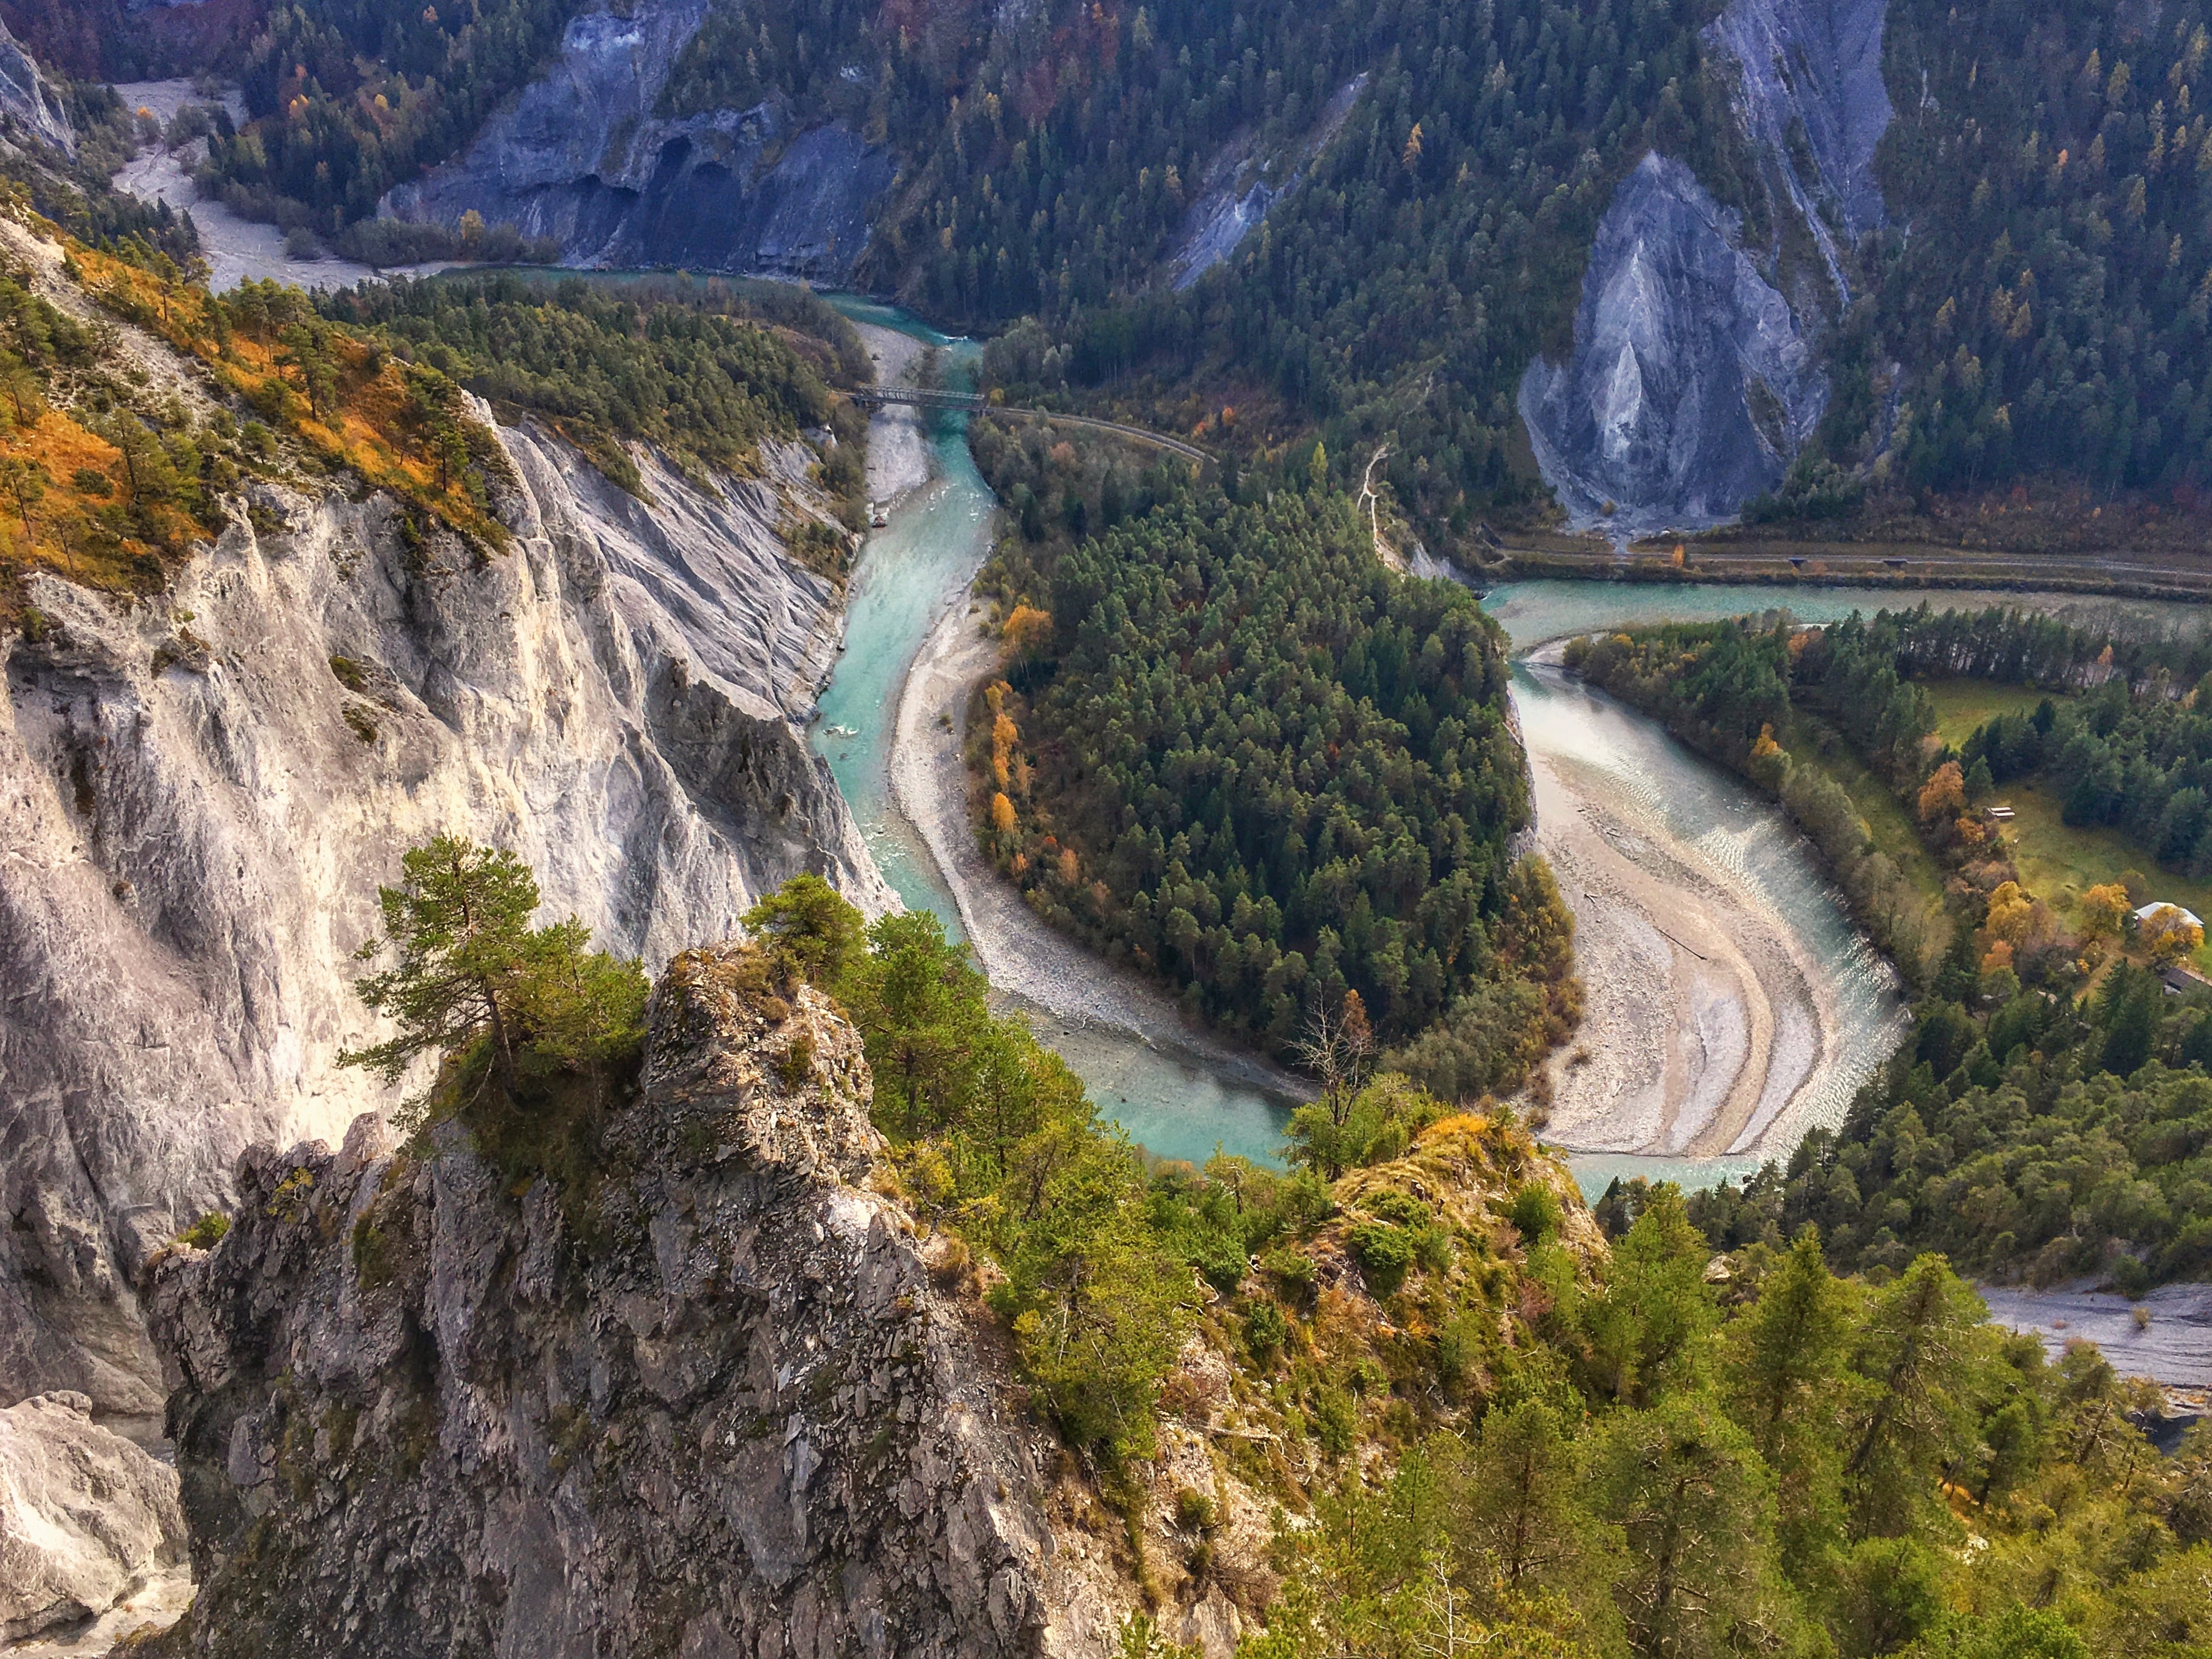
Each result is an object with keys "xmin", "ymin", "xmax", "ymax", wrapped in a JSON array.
[
  {"xmin": 809, "ymin": 300, "xmax": 1299, "ymax": 1167},
  {"xmin": 804, "ymin": 303, "xmax": 2207, "ymax": 1192}
]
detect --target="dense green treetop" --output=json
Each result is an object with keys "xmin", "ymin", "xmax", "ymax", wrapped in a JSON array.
[
  {"xmin": 320, "ymin": 272, "xmax": 865, "ymax": 504},
  {"xmin": 1818, "ymin": 0, "xmax": 2212, "ymax": 498},
  {"xmin": 976, "ymin": 481, "xmax": 1539, "ymax": 1052}
]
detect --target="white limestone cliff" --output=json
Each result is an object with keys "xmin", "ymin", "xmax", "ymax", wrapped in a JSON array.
[{"xmin": 1, "ymin": 417, "xmax": 888, "ymax": 1424}]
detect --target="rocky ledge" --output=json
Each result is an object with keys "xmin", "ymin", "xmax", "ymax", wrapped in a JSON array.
[{"xmin": 140, "ymin": 946, "xmax": 1107, "ymax": 1658}]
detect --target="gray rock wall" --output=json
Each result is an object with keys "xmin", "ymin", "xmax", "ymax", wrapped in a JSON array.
[
  {"xmin": 1707, "ymin": 0, "xmax": 1893, "ymax": 298},
  {"xmin": 0, "ymin": 421, "xmax": 887, "ymax": 1424},
  {"xmin": 0, "ymin": 18, "xmax": 73, "ymax": 158},
  {"xmin": 0, "ymin": 1390, "xmax": 186, "ymax": 1640},
  {"xmin": 1519, "ymin": 0, "xmax": 1895, "ymax": 534},
  {"xmin": 381, "ymin": 0, "xmax": 893, "ymax": 280},
  {"xmin": 1519, "ymin": 154, "xmax": 1825, "ymax": 540},
  {"xmin": 141, "ymin": 958, "xmax": 1098, "ymax": 1658}
]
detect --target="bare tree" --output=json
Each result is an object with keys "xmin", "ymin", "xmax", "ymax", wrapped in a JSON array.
[{"xmin": 1293, "ymin": 989, "xmax": 1376, "ymax": 1125}]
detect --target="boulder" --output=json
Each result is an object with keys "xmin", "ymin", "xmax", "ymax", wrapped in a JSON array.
[{"xmin": 0, "ymin": 1391, "xmax": 186, "ymax": 1641}]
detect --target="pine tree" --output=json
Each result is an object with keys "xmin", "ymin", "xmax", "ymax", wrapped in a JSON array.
[{"xmin": 340, "ymin": 836, "xmax": 644, "ymax": 1127}]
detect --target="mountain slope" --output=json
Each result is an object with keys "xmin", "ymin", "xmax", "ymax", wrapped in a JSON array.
[
  {"xmin": 0, "ymin": 206, "xmax": 887, "ymax": 1422},
  {"xmin": 143, "ymin": 959, "xmax": 1105, "ymax": 1658}
]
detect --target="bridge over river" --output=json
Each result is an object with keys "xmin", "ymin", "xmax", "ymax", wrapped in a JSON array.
[{"xmin": 846, "ymin": 386, "xmax": 1213, "ymax": 464}]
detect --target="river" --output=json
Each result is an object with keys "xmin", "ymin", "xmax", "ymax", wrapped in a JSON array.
[
  {"xmin": 805, "ymin": 305, "xmax": 2209, "ymax": 1199},
  {"xmin": 810, "ymin": 300, "xmax": 1304, "ymax": 1168}
]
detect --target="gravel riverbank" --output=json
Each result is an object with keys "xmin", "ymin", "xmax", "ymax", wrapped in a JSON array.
[
  {"xmin": 850, "ymin": 322, "xmax": 931, "ymax": 505},
  {"xmin": 888, "ymin": 597, "xmax": 1310, "ymax": 1103},
  {"xmin": 1519, "ymin": 645, "xmax": 1901, "ymax": 1160}
]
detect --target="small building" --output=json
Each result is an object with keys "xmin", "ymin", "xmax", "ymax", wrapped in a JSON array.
[
  {"xmin": 2159, "ymin": 962, "xmax": 2211, "ymax": 994},
  {"xmin": 1985, "ymin": 805, "xmax": 2015, "ymax": 822},
  {"xmin": 2135, "ymin": 901, "xmax": 2203, "ymax": 931}
]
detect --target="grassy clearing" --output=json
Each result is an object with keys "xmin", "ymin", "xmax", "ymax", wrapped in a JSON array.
[
  {"xmin": 1915, "ymin": 678, "xmax": 2057, "ymax": 749},
  {"xmin": 1783, "ymin": 709, "xmax": 1950, "ymax": 906},
  {"xmin": 1993, "ymin": 783, "xmax": 2212, "ymax": 970}
]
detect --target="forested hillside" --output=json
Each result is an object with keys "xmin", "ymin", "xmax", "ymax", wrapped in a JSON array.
[
  {"xmin": 1814, "ymin": 0, "xmax": 2212, "ymax": 501},
  {"xmin": 1571, "ymin": 609, "xmax": 2212, "ymax": 1292},
  {"xmin": 0, "ymin": 162, "xmax": 865, "ymax": 624},
  {"xmin": 966, "ymin": 451, "xmax": 1576, "ymax": 1091},
  {"xmin": 946, "ymin": 0, "xmax": 1741, "ymax": 536},
  {"xmin": 320, "ymin": 272, "xmax": 867, "ymax": 511},
  {"xmin": 347, "ymin": 860, "xmax": 2212, "ymax": 1659},
  {"xmin": 17, "ymin": 0, "xmax": 2212, "ymax": 548},
  {"xmin": 200, "ymin": 0, "xmax": 584, "ymax": 233}
]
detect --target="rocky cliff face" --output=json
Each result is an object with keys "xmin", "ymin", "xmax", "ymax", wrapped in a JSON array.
[
  {"xmin": 141, "ymin": 951, "xmax": 1110, "ymax": 1658},
  {"xmin": 1, "ymin": 404, "xmax": 887, "ymax": 1425},
  {"xmin": 1520, "ymin": 0, "xmax": 1893, "ymax": 534},
  {"xmin": 0, "ymin": 17, "xmax": 73, "ymax": 158},
  {"xmin": 382, "ymin": 0, "xmax": 894, "ymax": 281},
  {"xmin": 1707, "ymin": 0, "xmax": 1892, "ymax": 298},
  {"xmin": 1519, "ymin": 154, "xmax": 1826, "ymax": 540}
]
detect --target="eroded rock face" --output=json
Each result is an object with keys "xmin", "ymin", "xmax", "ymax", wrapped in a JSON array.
[
  {"xmin": 0, "ymin": 1391, "xmax": 186, "ymax": 1640},
  {"xmin": 1166, "ymin": 74, "xmax": 1368, "ymax": 291},
  {"xmin": 142, "ymin": 957, "xmax": 1079, "ymax": 1658},
  {"xmin": 1708, "ymin": 0, "xmax": 1892, "ymax": 294},
  {"xmin": 1520, "ymin": 0, "xmax": 1893, "ymax": 531},
  {"xmin": 1518, "ymin": 154, "xmax": 1826, "ymax": 539},
  {"xmin": 382, "ymin": 0, "xmax": 893, "ymax": 279},
  {"xmin": 0, "ymin": 19, "xmax": 73, "ymax": 158},
  {"xmin": 0, "ymin": 421, "xmax": 885, "ymax": 1421}
]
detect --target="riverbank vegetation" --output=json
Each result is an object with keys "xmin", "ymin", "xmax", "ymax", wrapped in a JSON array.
[
  {"xmin": 1566, "ymin": 617, "xmax": 1958, "ymax": 988},
  {"xmin": 961, "ymin": 443, "xmax": 1577, "ymax": 1096},
  {"xmin": 1571, "ymin": 607, "xmax": 2212, "ymax": 1291}
]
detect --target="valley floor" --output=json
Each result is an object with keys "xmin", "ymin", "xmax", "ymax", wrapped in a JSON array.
[
  {"xmin": 1504, "ymin": 536, "xmax": 2212, "ymax": 601},
  {"xmin": 1978, "ymin": 1281, "xmax": 2212, "ymax": 1395},
  {"xmin": 1522, "ymin": 652, "xmax": 1875, "ymax": 1158},
  {"xmin": 110, "ymin": 81, "xmax": 451, "ymax": 293}
]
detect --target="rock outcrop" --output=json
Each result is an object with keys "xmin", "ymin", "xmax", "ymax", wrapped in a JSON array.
[
  {"xmin": 1519, "ymin": 154, "xmax": 1825, "ymax": 540},
  {"xmin": 1707, "ymin": 0, "xmax": 1892, "ymax": 297},
  {"xmin": 382, "ymin": 0, "xmax": 893, "ymax": 280},
  {"xmin": 2, "ymin": 352, "xmax": 886, "ymax": 1421},
  {"xmin": 142, "ymin": 950, "xmax": 1103, "ymax": 1658},
  {"xmin": 1520, "ymin": 0, "xmax": 1894, "ymax": 533},
  {"xmin": 0, "ymin": 18, "xmax": 73, "ymax": 159},
  {"xmin": 1166, "ymin": 75, "xmax": 1368, "ymax": 291},
  {"xmin": 0, "ymin": 1390, "xmax": 186, "ymax": 1640}
]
